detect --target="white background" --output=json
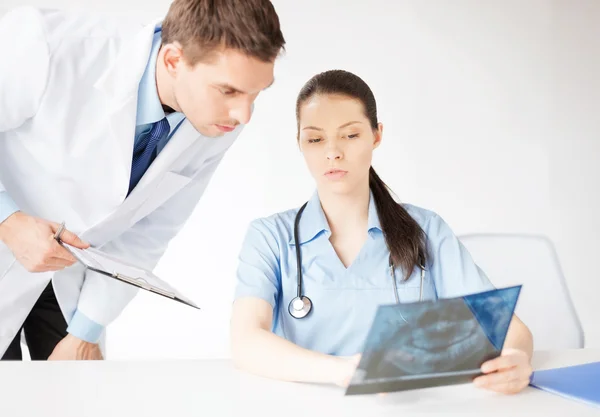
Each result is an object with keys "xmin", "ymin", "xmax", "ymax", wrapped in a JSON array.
[{"xmin": 1, "ymin": 0, "xmax": 598, "ymax": 357}]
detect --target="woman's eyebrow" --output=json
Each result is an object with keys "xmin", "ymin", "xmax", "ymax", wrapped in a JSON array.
[{"xmin": 301, "ymin": 121, "xmax": 363, "ymax": 131}]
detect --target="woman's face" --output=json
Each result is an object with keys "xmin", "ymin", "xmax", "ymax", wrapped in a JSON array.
[{"xmin": 297, "ymin": 94, "xmax": 382, "ymax": 196}]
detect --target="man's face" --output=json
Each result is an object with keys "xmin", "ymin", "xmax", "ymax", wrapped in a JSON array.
[{"xmin": 169, "ymin": 48, "xmax": 275, "ymax": 137}]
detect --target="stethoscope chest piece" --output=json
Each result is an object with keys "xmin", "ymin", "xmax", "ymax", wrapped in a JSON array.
[{"xmin": 288, "ymin": 296, "xmax": 312, "ymax": 319}]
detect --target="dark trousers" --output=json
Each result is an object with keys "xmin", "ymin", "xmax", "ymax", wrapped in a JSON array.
[{"xmin": 1, "ymin": 282, "xmax": 68, "ymax": 360}]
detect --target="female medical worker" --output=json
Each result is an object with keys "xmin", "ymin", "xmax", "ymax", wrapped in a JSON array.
[{"xmin": 230, "ymin": 70, "xmax": 534, "ymax": 395}]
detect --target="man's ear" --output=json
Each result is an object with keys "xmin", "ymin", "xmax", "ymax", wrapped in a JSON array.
[{"xmin": 161, "ymin": 41, "xmax": 185, "ymax": 76}]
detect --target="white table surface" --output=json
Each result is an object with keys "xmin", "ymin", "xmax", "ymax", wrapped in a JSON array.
[{"xmin": 0, "ymin": 349, "xmax": 598, "ymax": 417}]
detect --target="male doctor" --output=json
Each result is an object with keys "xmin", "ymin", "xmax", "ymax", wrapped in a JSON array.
[{"xmin": 0, "ymin": 0, "xmax": 285, "ymax": 360}]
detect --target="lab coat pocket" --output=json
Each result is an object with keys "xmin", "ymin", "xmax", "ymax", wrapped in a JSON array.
[{"xmin": 131, "ymin": 171, "xmax": 192, "ymax": 224}]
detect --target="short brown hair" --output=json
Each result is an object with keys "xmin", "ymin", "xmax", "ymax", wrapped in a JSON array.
[{"xmin": 161, "ymin": 0, "xmax": 285, "ymax": 65}]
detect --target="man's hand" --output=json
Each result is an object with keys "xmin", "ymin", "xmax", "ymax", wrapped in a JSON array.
[
  {"xmin": 48, "ymin": 334, "xmax": 103, "ymax": 360},
  {"xmin": 0, "ymin": 211, "xmax": 90, "ymax": 272},
  {"xmin": 473, "ymin": 348, "xmax": 533, "ymax": 394}
]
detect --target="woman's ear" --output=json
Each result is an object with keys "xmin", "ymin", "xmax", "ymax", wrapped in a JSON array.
[{"xmin": 373, "ymin": 122, "xmax": 384, "ymax": 149}]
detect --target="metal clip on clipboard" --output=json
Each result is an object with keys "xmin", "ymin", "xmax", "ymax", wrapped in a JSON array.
[{"xmin": 53, "ymin": 222, "xmax": 199, "ymax": 309}]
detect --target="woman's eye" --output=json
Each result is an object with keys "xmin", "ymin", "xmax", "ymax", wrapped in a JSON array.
[
  {"xmin": 347, "ymin": 133, "xmax": 359, "ymax": 139},
  {"xmin": 308, "ymin": 138, "xmax": 322, "ymax": 143},
  {"xmin": 220, "ymin": 89, "xmax": 236, "ymax": 95}
]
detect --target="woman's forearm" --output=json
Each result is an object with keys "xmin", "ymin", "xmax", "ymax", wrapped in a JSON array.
[{"xmin": 231, "ymin": 327, "xmax": 349, "ymax": 385}]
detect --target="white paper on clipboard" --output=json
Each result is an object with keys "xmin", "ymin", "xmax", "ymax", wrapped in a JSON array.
[{"xmin": 63, "ymin": 243, "xmax": 199, "ymax": 309}]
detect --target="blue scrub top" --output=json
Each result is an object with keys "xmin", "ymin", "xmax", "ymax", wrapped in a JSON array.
[{"xmin": 234, "ymin": 190, "xmax": 495, "ymax": 357}]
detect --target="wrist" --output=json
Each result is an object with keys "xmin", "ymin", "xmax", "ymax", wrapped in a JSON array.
[
  {"xmin": 65, "ymin": 333, "xmax": 93, "ymax": 345},
  {"xmin": 323, "ymin": 355, "xmax": 352, "ymax": 385},
  {"xmin": 0, "ymin": 211, "xmax": 21, "ymax": 241},
  {"xmin": 65, "ymin": 334, "xmax": 102, "ymax": 360},
  {"xmin": 503, "ymin": 342, "xmax": 533, "ymax": 361},
  {"xmin": 300, "ymin": 354, "xmax": 342, "ymax": 385}
]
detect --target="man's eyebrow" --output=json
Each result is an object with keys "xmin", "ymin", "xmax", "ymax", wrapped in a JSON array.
[
  {"xmin": 216, "ymin": 78, "xmax": 275, "ymax": 94},
  {"xmin": 216, "ymin": 83, "xmax": 246, "ymax": 94}
]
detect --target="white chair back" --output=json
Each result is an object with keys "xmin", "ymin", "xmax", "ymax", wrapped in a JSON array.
[{"xmin": 459, "ymin": 234, "xmax": 584, "ymax": 350}]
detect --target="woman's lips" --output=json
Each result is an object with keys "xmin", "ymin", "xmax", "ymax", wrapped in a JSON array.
[{"xmin": 324, "ymin": 169, "xmax": 348, "ymax": 179}]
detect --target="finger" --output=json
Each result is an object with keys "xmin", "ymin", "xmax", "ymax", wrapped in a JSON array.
[
  {"xmin": 480, "ymin": 378, "xmax": 530, "ymax": 395},
  {"xmin": 48, "ymin": 244, "xmax": 78, "ymax": 263},
  {"xmin": 59, "ymin": 229, "xmax": 90, "ymax": 249},
  {"xmin": 29, "ymin": 258, "xmax": 74, "ymax": 272},
  {"xmin": 481, "ymin": 355, "xmax": 520, "ymax": 373},
  {"xmin": 474, "ymin": 368, "xmax": 522, "ymax": 387},
  {"xmin": 46, "ymin": 256, "xmax": 76, "ymax": 268},
  {"xmin": 50, "ymin": 223, "xmax": 90, "ymax": 249}
]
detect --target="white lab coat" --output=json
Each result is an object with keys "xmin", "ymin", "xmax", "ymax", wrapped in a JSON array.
[{"xmin": 0, "ymin": 7, "xmax": 243, "ymax": 356}]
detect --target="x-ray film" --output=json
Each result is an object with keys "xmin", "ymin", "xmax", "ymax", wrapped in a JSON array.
[{"xmin": 345, "ymin": 285, "xmax": 522, "ymax": 395}]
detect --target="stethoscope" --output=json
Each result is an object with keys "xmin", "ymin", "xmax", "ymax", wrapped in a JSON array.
[{"xmin": 288, "ymin": 201, "xmax": 425, "ymax": 319}]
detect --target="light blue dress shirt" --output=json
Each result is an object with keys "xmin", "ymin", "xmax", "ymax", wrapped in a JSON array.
[
  {"xmin": 0, "ymin": 25, "xmax": 186, "ymax": 343},
  {"xmin": 234, "ymin": 190, "xmax": 495, "ymax": 356},
  {"xmin": 0, "ymin": 193, "xmax": 19, "ymax": 224},
  {"xmin": 133, "ymin": 26, "xmax": 186, "ymax": 151}
]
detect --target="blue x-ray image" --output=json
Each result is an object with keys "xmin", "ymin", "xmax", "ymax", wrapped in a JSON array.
[{"xmin": 345, "ymin": 286, "xmax": 521, "ymax": 395}]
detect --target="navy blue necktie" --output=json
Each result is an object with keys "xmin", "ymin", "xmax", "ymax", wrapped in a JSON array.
[{"xmin": 128, "ymin": 117, "xmax": 170, "ymax": 194}]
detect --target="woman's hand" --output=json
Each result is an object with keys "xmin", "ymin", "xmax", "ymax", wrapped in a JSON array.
[
  {"xmin": 473, "ymin": 348, "xmax": 533, "ymax": 394},
  {"xmin": 333, "ymin": 354, "xmax": 361, "ymax": 387}
]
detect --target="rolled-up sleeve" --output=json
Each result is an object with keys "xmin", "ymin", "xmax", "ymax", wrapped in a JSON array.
[
  {"xmin": 427, "ymin": 213, "xmax": 495, "ymax": 299},
  {"xmin": 234, "ymin": 219, "xmax": 281, "ymax": 308}
]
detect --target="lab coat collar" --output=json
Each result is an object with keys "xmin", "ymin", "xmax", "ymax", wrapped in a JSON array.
[
  {"xmin": 93, "ymin": 19, "xmax": 161, "ymax": 106},
  {"xmin": 89, "ymin": 20, "xmax": 160, "ymax": 207},
  {"xmin": 90, "ymin": 19, "xmax": 200, "ymax": 205}
]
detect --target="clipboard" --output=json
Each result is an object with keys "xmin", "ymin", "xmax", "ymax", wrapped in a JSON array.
[{"xmin": 54, "ymin": 223, "xmax": 199, "ymax": 310}]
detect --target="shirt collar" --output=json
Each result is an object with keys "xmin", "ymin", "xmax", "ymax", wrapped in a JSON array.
[
  {"xmin": 367, "ymin": 190, "xmax": 382, "ymax": 233},
  {"xmin": 289, "ymin": 190, "xmax": 382, "ymax": 246},
  {"xmin": 136, "ymin": 25, "xmax": 167, "ymax": 126}
]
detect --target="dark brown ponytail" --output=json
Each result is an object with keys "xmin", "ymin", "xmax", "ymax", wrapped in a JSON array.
[
  {"xmin": 296, "ymin": 69, "xmax": 428, "ymax": 280},
  {"xmin": 369, "ymin": 167, "xmax": 427, "ymax": 280}
]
